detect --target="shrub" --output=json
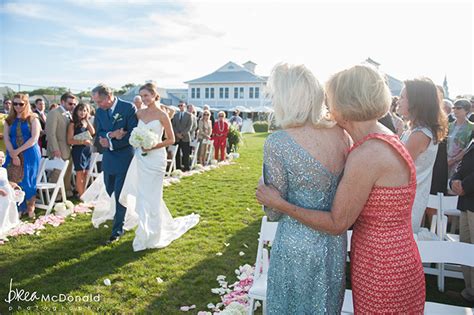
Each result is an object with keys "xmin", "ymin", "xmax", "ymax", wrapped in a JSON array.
[
  {"xmin": 253, "ymin": 121, "xmax": 268, "ymax": 132},
  {"xmin": 227, "ymin": 124, "xmax": 243, "ymax": 152}
]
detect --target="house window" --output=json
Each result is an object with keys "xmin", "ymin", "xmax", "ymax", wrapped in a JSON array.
[
  {"xmin": 191, "ymin": 88, "xmax": 195, "ymax": 99},
  {"xmin": 219, "ymin": 87, "xmax": 224, "ymax": 99},
  {"xmin": 249, "ymin": 87, "xmax": 254, "ymax": 99},
  {"xmin": 196, "ymin": 88, "xmax": 200, "ymax": 99},
  {"xmin": 234, "ymin": 87, "xmax": 244, "ymax": 99},
  {"xmin": 224, "ymin": 87, "xmax": 229, "ymax": 99},
  {"xmin": 255, "ymin": 87, "xmax": 260, "ymax": 98},
  {"xmin": 205, "ymin": 88, "xmax": 209, "ymax": 99},
  {"xmin": 210, "ymin": 88, "xmax": 215, "ymax": 99}
]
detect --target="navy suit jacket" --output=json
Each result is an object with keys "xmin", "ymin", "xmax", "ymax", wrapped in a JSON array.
[{"xmin": 95, "ymin": 98, "xmax": 138, "ymax": 175}]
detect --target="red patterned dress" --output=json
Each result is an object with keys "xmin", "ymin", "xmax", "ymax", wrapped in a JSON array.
[{"xmin": 350, "ymin": 134, "xmax": 425, "ymax": 313}]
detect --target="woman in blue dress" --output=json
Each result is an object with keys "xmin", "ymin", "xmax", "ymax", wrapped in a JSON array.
[
  {"xmin": 262, "ymin": 63, "xmax": 350, "ymax": 314},
  {"xmin": 3, "ymin": 94, "xmax": 41, "ymax": 218},
  {"xmin": 67, "ymin": 103, "xmax": 95, "ymax": 197}
]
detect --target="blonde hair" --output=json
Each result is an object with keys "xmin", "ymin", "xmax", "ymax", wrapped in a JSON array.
[
  {"xmin": 267, "ymin": 63, "xmax": 331, "ymax": 129},
  {"xmin": 326, "ymin": 65, "xmax": 391, "ymax": 121},
  {"xmin": 217, "ymin": 111, "xmax": 226, "ymax": 118}
]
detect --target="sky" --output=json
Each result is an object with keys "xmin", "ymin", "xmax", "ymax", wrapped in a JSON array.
[{"xmin": 0, "ymin": 0, "xmax": 473, "ymax": 97}]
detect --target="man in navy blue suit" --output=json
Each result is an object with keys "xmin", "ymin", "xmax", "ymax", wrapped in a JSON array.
[{"xmin": 92, "ymin": 84, "xmax": 138, "ymax": 244}]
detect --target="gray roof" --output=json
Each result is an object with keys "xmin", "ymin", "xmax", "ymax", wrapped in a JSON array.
[
  {"xmin": 386, "ymin": 74, "xmax": 403, "ymax": 97},
  {"xmin": 185, "ymin": 62, "xmax": 267, "ymax": 84}
]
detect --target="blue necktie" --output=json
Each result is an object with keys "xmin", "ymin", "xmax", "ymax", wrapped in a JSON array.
[{"xmin": 107, "ymin": 108, "xmax": 113, "ymax": 120}]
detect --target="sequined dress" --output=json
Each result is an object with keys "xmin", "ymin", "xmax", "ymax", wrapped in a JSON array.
[
  {"xmin": 350, "ymin": 134, "xmax": 425, "ymax": 313},
  {"xmin": 263, "ymin": 131, "xmax": 347, "ymax": 314}
]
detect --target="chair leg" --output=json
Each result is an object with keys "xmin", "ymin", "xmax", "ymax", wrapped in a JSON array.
[
  {"xmin": 247, "ymin": 298, "xmax": 255, "ymax": 315},
  {"xmin": 61, "ymin": 184, "xmax": 67, "ymax": 202},
  {"xmin": 437, "ymin": 263, "xmax": 445, "ymax": 292},
  {"xmin": 262, "ymin": 300, "xmax": 267, "ymax": 315}
]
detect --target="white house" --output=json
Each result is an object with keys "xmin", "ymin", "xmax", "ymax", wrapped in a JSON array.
[{"xmin": 184, "ymin": 61, "xmax": 269, "ymax": 111}]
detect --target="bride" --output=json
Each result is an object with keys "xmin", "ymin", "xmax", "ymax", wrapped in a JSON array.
[{"xmin": 85, "ymin": 82, "xmax": 200, "ymax": 252}]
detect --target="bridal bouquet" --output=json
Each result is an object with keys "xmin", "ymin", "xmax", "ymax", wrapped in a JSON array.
[{"xmin": 129, "ymin": 125, "xmax": 160, "ymax": 156}]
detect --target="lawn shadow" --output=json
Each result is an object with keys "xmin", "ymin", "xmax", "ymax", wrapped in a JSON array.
[{"xmin": 0, "ymin": 221, "xmax": 148, "ymax": 312}]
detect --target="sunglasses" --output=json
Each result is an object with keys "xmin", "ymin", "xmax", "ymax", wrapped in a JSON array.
[
  {"xmin": 68, "ymin": 102, "xmax": 77, "ymax": 106},
  {"xmin": 453, "ymin": 107, "xmax": 464, "ymax": 110},
  {"xmin": 13, "ymin": 102, "xmax": 25, "ymax": 107},
  {"xmin": 203, "ymin": 114, "xmax": 210, "ymax": 116}
]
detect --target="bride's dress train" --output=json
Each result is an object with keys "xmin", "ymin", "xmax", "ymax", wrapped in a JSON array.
[{"xmin": 83, "ymin": 119, "xmax": 199, "ymax": 251}]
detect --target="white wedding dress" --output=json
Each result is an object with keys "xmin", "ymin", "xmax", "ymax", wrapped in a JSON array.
[{"xmin": 83, "ymin": 119, "xmax": 200, "ymax": 251}]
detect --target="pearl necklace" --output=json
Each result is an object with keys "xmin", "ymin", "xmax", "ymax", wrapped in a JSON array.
[{"xmin": 217, "ymin": 120, "xmax": 225, "ymax": 133}]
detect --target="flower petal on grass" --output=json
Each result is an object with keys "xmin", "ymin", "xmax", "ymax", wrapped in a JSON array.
[
  {"xmin": 156, "ymin": 277, "xmax": 164, "ymax": 283},
  {"xmin": 239, "ymin": 251, "xmax": 245, "ymax": 256},
  {"xmin": 180, "ymin": 305, "xmax": 196, "ymax": 311},
  {"xmin": 215, "ymin": 252, "xmax": 223, "ymax": 256},
  {"xmin": 224, "ymin": 243, "xmax": 230, "ymax": 247},
  {"xmin": 103, "ymin": 279, "xmax": 111, "ymax": 286}
]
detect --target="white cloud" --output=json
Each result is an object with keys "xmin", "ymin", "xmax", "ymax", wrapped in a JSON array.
[{"xmin": 2, "ymin": 1, "xmax": 472, "ymax": 95}]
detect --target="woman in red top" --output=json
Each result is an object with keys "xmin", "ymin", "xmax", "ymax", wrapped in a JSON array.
[
  {"xmin": 257, "ymin": 65, "xmax": 425, "ymax": 313},
  {"xmin": 212, "ymin": 111, "xmax": 229, "ymax": 162}
]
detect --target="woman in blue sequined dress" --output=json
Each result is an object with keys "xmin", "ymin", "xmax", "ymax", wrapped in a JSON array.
[{"xmin": 262, "ymin": 64, "xmax": 350, "ymax": 314}]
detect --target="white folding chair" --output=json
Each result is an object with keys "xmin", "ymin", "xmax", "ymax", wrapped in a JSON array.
[
  {"xmin": 428, "ymin": 193, "xmax": 460, "ymax": 240},
  {"xmin": 36, "ymin": 159, "xmax": 69, "ymax": 215},
  {"xmin": 189, "ymin": 140, "xmax": 200, "ymax": 169},
  {"xmin": 342, "ymin": 241, "xmax": 474, "ymax": 314},
  {"xmin": 35, "ymin": 158, "xmax": 47, "ymax": 205},
  {"xmin": 426, "ymin": 193, "xmax": 463, "ymax": 291},
  {"xmin": 247, "ymin": 216, "xmax": 279, "ymax": 315},
  {"xmin": 205, "ymin": 139, "xmax": 214, "ymax": 165},
  {"xmin": 85, "ymin": 152, "xmax": 102, "ymax": 187},
  {"xmin": 166, "ymin": 145, "xmax": 178, "ymax": 177}
]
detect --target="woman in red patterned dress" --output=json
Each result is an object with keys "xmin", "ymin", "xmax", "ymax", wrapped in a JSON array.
[
  {"xmin": 257, "ymin": 65, "xmax": 425, "ymax": 313},
  {"xmin": 212, "ymin": 111, "xmax": 229, "ymax": 161}
]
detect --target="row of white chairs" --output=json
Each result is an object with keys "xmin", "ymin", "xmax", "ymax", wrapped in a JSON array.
[
  {"xmin": 248, "ymin": 216, "xmax": 474, "ymax": 315},
  {"xmin": 166, "ymin": 139, "xmax": 215, "ymax": 176},
  {"xmin": 35, "ymin": 140, "xmax": 216, "ymax": 212}
]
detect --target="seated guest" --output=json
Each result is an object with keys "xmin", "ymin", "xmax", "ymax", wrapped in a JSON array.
[
  {"xmin": 67, "ymin": 103, "xmax": 95, "ymax": 197},
  {"xmin": 450, "ymin": 140, "xmax": 474, "ymax": 303}
]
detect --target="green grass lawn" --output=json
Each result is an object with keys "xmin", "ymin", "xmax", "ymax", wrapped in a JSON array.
[{"xmin": 0, "ymin": 133, "xmax": 470, "ymax": 313}]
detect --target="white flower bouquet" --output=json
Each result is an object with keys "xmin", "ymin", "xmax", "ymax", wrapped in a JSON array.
[
  {"xmin": 129, "ymin": 125, "xmax": 160, "ymax": 156},
  {"xmin": 54, "ymin": 200, "xmax": 74, "ymax": 217},
  {"xmin": 73, "ymin": 130, "xmax": 93, "ymax": 141}
]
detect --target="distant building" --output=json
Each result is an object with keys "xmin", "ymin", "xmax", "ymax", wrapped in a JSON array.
[
  {"xmin": 364, "ymin": 58, "xmax": 403, "ymax": 97},
  {"xmin": 120, "ymin": 84, "xmax": 186, "ymax": 106},
  {"xmin": 184, "ymin": 61, "xmax": 268, "ymax": 111}
]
